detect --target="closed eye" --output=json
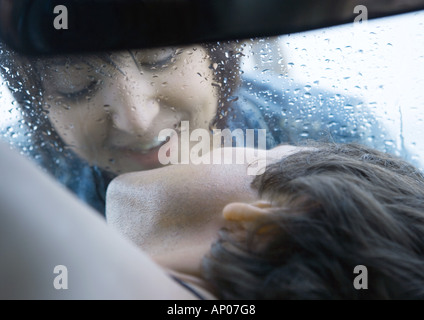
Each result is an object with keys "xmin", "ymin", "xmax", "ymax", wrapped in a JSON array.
[
  {"xmin": 132, "ymin": 48, "xmax": 179, "ymax": 70},
  {"xmin": 56, "ymin": 79, "xmax": 100, "ymax": 102}
]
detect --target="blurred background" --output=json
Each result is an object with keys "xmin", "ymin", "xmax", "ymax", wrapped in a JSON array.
[{"xmin": 241, "ymin": 10, "xmax": 424, "ymax": 169}]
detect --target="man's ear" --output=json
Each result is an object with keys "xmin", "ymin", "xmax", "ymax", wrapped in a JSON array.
[{"xmin": 223, "ymin": 201, "xmax": 273, "ymax": 221}]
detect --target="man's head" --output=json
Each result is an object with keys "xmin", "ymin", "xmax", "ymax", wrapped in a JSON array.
[
  {"xmin": 106, "ymin": 141, "xmax": 424, "ymax": 299},
  {"xmin": 202, "ymin": 142, "xmax": 424, "ymax": 299}
]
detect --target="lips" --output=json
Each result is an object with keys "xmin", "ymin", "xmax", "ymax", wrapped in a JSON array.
[
  {"xmin": 123, "ymin": 143, "xmax": 165, "ymax": 169},
  {"xmin": 136, "ymin": 139, "xmax": 168, "ymax": 154},
  {"xmin": 108, "ymin": 116, "xmax": 184, "ymax": 169},
  {"xmin": 119, "ymin": 133, "xmax": 179, "ymax": 169}
]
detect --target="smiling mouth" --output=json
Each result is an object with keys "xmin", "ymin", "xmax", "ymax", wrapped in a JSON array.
[
  {"xmin": 118, "ymin": 132, "xmax": 179, "ymax": 168},
  {"xmin": 121, "ymin": 138, "xmax": 168, "ymax": 156},
  {"xmin": 128, "ymin": 126, "xmax": 179, "ymax": 155},
  {"xmin": 119, "ymin": 142, "xmax": 165, "ymax": 168},
  {"xmin": 111, "ymin": 120, "xmax": 183, "ymax": 167},
  {"xmin": 136, "ymin": 139, "xmax": 168, "ymax": 154}
]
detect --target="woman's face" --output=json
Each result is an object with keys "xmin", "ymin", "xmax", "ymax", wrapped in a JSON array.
[
  {"xmin": 37, "ymin": 46, "xmax": 219, "ymax": 174},
  {"xmin": 105, "ymin": 145, "xmax": 303, "ymax": 273}
]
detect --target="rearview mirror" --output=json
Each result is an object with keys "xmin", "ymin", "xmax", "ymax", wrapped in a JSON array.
[{"xmin": 1, "ymin": 0, "xmax": 424, "ymax": 55}]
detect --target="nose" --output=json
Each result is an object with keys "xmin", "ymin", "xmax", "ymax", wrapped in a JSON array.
[
  {"xmin": 112, "ymin": 98, "xmax": 161, "ymax": 138},
  {"xmin": 109, "ymin": 65, "xmax": 161, "ymax": 140}
]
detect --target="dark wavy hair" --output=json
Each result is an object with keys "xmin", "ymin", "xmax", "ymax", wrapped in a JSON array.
[{"xmin": 202, "ymin": 142, "xmax": 424, "ymax": 299}]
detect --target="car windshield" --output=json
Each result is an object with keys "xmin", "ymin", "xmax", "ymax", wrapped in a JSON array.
[{"xmin": 1, "ymin": 8, "xmax": 424, "ymax": 214}]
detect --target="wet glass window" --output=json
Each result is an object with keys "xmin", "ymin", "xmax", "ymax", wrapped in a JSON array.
[{"xmin": 1, "ymin": 10, "xmax": 424, "ymax": 214}]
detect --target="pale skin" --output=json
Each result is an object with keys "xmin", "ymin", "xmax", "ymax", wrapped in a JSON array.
[
  {"xmin": 36, "ymin": 46, "xmax": 219, "ymax": 174},
  {"xmin": 0, "ymin": 141, "xmax": 303, "ymax": 299}
]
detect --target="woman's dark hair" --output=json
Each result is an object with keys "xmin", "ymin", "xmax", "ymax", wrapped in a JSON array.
[{"xmin": 202, "ymin": 142, "xmax": 424, "ymax": 299}]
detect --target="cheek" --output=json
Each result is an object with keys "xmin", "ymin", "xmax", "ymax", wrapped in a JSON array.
[
  {"xmin": 46, "ymin": 105, "xmax": 81, "ymax": 146},
  {"xmin": 45, "ymin": 96, "xmax": 109, "ymax": 150},
  {"xmin": 158, "ymin": 55, "xmax": 218, "ymax": 124}
]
